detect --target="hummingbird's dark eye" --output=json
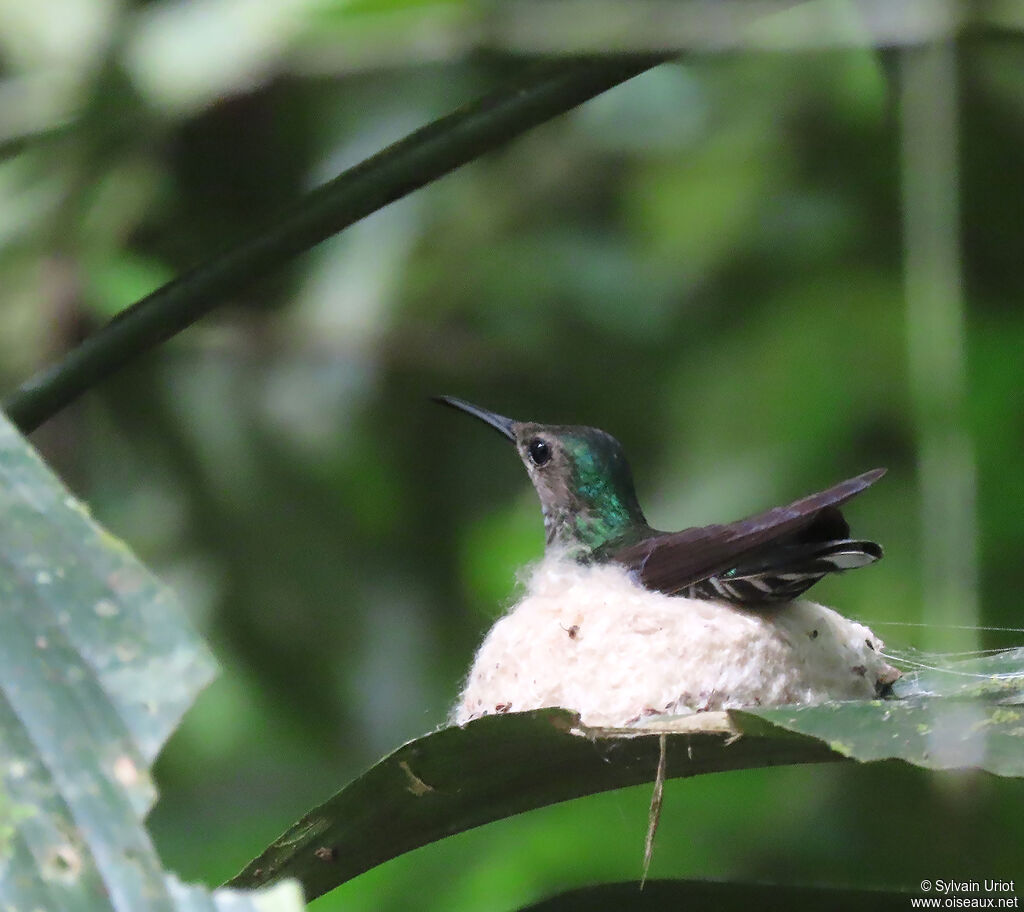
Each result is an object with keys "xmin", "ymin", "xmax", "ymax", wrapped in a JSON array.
[{"xmin": 527, "ymin": 438, "xmax": 551, "ymax": 467}]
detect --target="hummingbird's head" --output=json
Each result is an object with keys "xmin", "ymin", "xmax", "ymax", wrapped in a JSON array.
[{"xmin": 435, "ymin": 397, "xmax": 650, "ymax": 556}]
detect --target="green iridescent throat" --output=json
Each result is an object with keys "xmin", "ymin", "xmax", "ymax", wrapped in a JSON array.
[{"xmin": 556, "ymin": 430, "xmax": 650, "ymax": 557}]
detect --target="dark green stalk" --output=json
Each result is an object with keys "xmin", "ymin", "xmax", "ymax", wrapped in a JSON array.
[{"xmin": 3, "ymin": 54, "xmax": 670, "ymax": 432}]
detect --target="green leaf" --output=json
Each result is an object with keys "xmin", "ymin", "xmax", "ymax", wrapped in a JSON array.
[
  {"xmin": 733, "ymin": 648, "xmax": 1024, "ymax": 776},
  {"xmin": 893, "ymin": 646, "xmax": 1024, "ymax": 701},
  {"xmin": 0, "ymin": 411, "xmax": 303, "ymax": 911},
  {"xmin": 229, "ymin": 709, "xmax": 841, "ymax": 901},
  {"xmin": 231, "ymin": 649, "xmax": 1024, "ymax": 903}
]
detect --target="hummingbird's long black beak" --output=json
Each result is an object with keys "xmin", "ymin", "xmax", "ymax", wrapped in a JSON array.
[{"xmin": 433, "ymin": 396, "xmax": 517, "ymax": 442}]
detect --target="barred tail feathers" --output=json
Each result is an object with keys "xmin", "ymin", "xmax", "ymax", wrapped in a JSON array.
[{"xmin": 685, "ymin": 538, "xmax": 883, "ymax": 604}]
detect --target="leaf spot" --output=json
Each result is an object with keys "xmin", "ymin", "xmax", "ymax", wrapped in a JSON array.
[
  {"xmin": 115, "ymin": 642, "xmax": 139, "ymax": 662},
  {"xmin": 399, "ymin": 760, "xmax": 434, "ymax": 796},
  {"xmin": 314, "ymin": 846, "xmax": 337, "ymax": 862},
  {"xmin": 988, "ymin": 708, "xmax": 1021, "ymax": 725},
  {"xmin": 113, "ymin": 754, "xmax": 139, "ymax": 787},
  {"xmin": 94, "ymin": 599, "xmax": 119, "ymax": 618},
  {"xmin": 42, "ymin": 844, "xmax": 82, "ymax": 883}
]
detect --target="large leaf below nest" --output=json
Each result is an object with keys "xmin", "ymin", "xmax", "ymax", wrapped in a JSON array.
[
  {"xmin": 0, "ymin": 412, "xmax": 303, "ymax": 912},
  {"xmin": 732, "ymin": 647, "xmax": 1024, "ymax": 776},
  {"xmin": 231, "ymin": 649, "xmax": 1024, "ymax": 902},
  {"xmin": 229, "ymin": 709, "xmax": 840, "ymax": 900}
]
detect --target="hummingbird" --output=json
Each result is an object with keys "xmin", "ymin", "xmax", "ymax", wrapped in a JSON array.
[{"xmin": 435, "ymin": 396, "xmax": 884, "ymax": 606}]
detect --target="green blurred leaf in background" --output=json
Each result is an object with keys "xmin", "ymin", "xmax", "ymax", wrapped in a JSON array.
[{"xmin": 0, "ymin": 410, "xmax": 303, "ymax": 910}]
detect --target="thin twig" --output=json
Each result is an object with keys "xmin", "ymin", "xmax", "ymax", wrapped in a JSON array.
[
  {"xmin": 3, "ymin": 53, "xmax": 670, "ymax": 432},
  {"xmin": 641, "ymin": 732, "xmax": 667, "ymax": 889}
]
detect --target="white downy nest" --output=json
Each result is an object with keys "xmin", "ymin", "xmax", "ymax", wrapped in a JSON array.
[{"xmin": 453, "ymin": 557, "xmax": 899, "ymax": 727}]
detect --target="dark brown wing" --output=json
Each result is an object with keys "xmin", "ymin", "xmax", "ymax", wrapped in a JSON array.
[{"xmin": 612, "ymin": 468, "xmax": 886, "ymax": 595}]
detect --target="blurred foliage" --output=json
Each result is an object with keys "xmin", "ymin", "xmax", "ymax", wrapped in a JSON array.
[
  {"xmin": 1, "ymin": 0, "xmax": 1023, "ymax": 910},
  {"xmin": 0, "ymin": 410, "xmax": 302, "ymax": 912}
]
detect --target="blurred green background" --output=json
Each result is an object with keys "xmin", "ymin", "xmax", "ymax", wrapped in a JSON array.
[{"xmin": 2, "ymin": 0, "xmax": 1023, "ymax": 908}]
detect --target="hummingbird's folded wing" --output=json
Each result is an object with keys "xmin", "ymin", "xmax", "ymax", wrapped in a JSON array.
[{"xmin": 612, "ymin": 468, "xmax": 886, "ymax": 597}]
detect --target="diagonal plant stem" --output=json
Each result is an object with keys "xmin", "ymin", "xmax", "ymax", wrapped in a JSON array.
[{"xmin": 3, "ymin": 54, "xmax": 670, "ymax": 433}]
